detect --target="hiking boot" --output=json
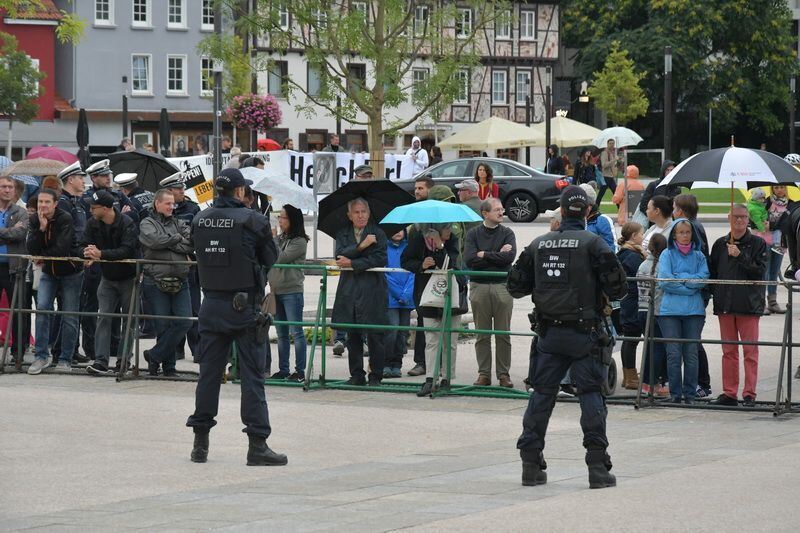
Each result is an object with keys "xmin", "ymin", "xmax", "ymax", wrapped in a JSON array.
[
  {"xmin": 521, "ymin": 451, "xmax": 548, "ymax": 486},
  {"xmin": 498, "ymin": 374, "xmax": 514, "ymax": 388},
  {"xmin": 246, "ymin": 434, "xmax": 288, "ymax": 466},
  {"xmin": 345, "ymin": 375, "xmax": 366, "ymax": 386},
  {"xmin": 742, "ymin": 395, "xmax": 757, "ymax": 407},
  {"xmin": 27, "ymin": 358, "xmax": 49, "ymax": 375},
  {"xmin": 52, "ymin": 361, "xmax": 72, "ymax": 374},
  {"xmin": 407, "ymin": 364, "xmax": 426, "ymax": 376},
  {"xmin": 711, "ymin": 393, "xmax": 738, "ymax": 406},
  {"xmin": 86, "ymin": 362, "xmax": 110, "ymax": 375},
  {"xmin": 332, "ymin": 340, "xmax": 345, "ymax": 357},
  {"xmin": 622, "ymin": 368, "xmax": 639, "ymax": 390},
  {"xmin": 473, "ymin": 375, "xmax": 490, "ymax": 386},
  {"xmin": 586, "ymin": 449, "xmax": 616, "ymax": 489},
  {"xmin": 417, "ymin": 378, "xmax": 433, "ymax": 397},
  {"xmin": 191, "ymin": 431, "xmax": 209, "ymax": 463}
]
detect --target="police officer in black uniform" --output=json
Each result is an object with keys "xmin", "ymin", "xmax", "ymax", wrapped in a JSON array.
[
  {"xmin": 186, "ymin": 168, "xmax": 286, "ymax": 466},
  {"xmin": 507, "ymin": 185, "xmax": 627, "ymax": 489},
  {"xmin": 114, "ymin": 172, "xmax": 154, "ymax": 221}
]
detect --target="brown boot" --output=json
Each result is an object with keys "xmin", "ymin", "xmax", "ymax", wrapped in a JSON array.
[
  {"xmin": 620, "ymin": 368, "xmax": 630, "ymax": 389},
  {"xmin": 623, "ymin": 368, "xmax": 639, "ymax": 390},
  {"xmin": 473, "ymin": 375, "xmax": 490, "ymax": 386}
]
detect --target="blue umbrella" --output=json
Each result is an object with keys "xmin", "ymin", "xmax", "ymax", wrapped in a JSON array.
[{"xmin": 380, "ymin": 199, "xmax": 483, "ymax": 224}]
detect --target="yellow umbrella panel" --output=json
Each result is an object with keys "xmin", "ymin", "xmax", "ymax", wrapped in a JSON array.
[{"xmin": 437, "ymin": 116, "xmax": 545, "ymax": 150}]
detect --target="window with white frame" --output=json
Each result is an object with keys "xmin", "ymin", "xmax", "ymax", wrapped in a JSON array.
[
  {"xmin": 94, "ymin": 0, "xmax": 114, "ymax": 25},
  {"xmin": 520, "ymin": 10, "xmax": 536, "ymax": 40},
  {"xmin": 455, "ymin": 69, "xmax": 469, "ymax": 104},
  {"xmin": 131, "ymin": 54, "xmax": 152, "ymax": 95},
  {"xmin": 132, "ymin": 0, "xmax": 150, "ymax": 27},
  {"xmin": 456, "ymin": 8, "xmax": 472, "ymax": 38},
  {"xmin": 201, "ymin": 0, "xmax": 214, "ymax": 30},
  {"xmin": 516, "ymin": 71, "xmax": 530, "ymax": 104},
  {"xmin": 496, "ymin": 9, "xmax": 511, "ymax": 39},
  {"xmin": 351, "ymin": 1, "xmax": 367, "ymax": 23},
  {"xmin": 312, "ymin": 8, "xmax": 327, "ymax": 27},
  {"xmin": 167, "ymin": 55, "xmax": 187, "ymax": 95},
  {"xmin": 414, "ymin": 5, "xmax": 429, "ymax": 36},
  {"xmin": 200, "ymin": 57, "xmax": 213, "ymax": 96},
  {"xmin": 278, "ymin": 5, "xmax": 290, "ymax": 30},
  {"xmin": 412, "ymin": 68, "xmax": 429, "ymax": 101},
  {"xmin": 307, "ymin": 64, "xmax": 322, "ymax": 97},
  {"xmin": 25, "ymin": 56, "xmax": 40, "ymax": 96},
  {"xmin": 168, "ymin": 0, "xmax": 185, "ymax": 28},
  {"xmin": 492, "ymin": 70, "xmax": 507, "ymax": 104},
  {"xmin": 268, "ymin": 61, "xmax": 288, "ymax": 98}
]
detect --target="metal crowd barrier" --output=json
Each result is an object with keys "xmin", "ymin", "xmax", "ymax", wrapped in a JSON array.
[{"xmin": 0, "ymin": 253, "xmax": 798, "ymax": 416}]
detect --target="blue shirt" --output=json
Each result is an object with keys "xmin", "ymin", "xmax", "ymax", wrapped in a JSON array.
[{"xmin": 0, "ymin": 208, "xmax": 8, "ymax": 263}]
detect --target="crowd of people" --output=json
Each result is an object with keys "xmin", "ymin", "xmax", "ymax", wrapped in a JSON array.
[{"xmin": 2, "ymin": 141, "xmax": 799, "ymax": 408}]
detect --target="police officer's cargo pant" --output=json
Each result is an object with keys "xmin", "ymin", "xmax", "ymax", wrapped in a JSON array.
[
  {"xmin": 95, "ymin": 277, "xmax": 135, "ymax": 369},
  {"xmin": 347, "ymin": 330, "xmax": 385, "ymax": 382},
  {"xmin": 469, "ymin": 282, "xmax": 513, "ymax": 379},
  {"xmin": 424, "ymin": 315, "xmax": 460, "ymax": 379},
  {"xmin": 517, "ymin": 326, "xmax": 609, "ymax": 460},
  {"xmin": 187, "ymin": 295, "xmax": 272, "ymax": 438}
]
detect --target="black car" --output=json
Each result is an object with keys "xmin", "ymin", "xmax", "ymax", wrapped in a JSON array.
[{"xmin": 396, "ymin": 157, "xmax": 564, "ymax": 222}]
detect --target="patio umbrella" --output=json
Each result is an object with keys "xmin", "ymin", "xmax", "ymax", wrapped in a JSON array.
[
  {"xmin": 591, "ymin": 126, "xmax": 643, "ymax": 148},
  {"xmin": 529, "ymin": 116, "xmax": 602, "ymax": 148},
  {"xmin": 0, "ymin": 158, "xmax": 65, "ymax": 177},
  {"xmin": 158, "ymin": 108, "xmax": 171, "ymax": 156},
  {"xmin": 317, "ymin": 179, "xmax": 414, "ymax": 238},
  {"xmin": 240, "ymin": 167, "xmax": 318, "ymax": 212},
  {"xmin": 380, "ymin": 199, "xmax": 482, "ymax": 224},
  {"xmin": 76, "ymin": 108, "xmax": 91, "ymax": 168},
  {"xmin": 257, "ymin": 138, "xmax": 282, "ymax": 151},
  {"xmin": 438, "ymin": 116, "xmax": 545, "ymax": 150},
  {"xmin": 108, "ymin": 148, "xmax": 180, "ymax": 192},
  {"xmin": 26, "ymin": 146, "xmax": 78, "ymax": 164}
]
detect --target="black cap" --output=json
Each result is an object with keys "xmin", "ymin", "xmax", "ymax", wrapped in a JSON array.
[
  {"xmin": 214, "ymin": 168, "xmax": 253, "ymax": 191},
  {"xmin": 88, "ymin": 190, "xmax": 115, "ymax": 208},
  {"xmin": 559, "ymin": 185, "xmax": 589, "ymax": 213}
]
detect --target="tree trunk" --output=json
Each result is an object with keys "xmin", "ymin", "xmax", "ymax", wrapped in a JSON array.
[
  {"xmin": 368, "ymin": 116, "xmax": 384, "ymax": 179},
  {"xmin": 6, "ymin": 118, "xmax": 12, "ymax": 159}
]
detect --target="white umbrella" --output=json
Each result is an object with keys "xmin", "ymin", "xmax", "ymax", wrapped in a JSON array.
[
  {"xmin": 592, "ymin": 127, "xmax": 643, "ymax": 148},
  {"xmin": 239, "ymin": 166, "xmax": 318, "ymax": 212},
  {"xmin": 529, "ymin": 116, "xmax": 602, "ymax": 148},
  {"xmin": 437, "ymin": 116, "xmax": 545, "ymax": 150}
]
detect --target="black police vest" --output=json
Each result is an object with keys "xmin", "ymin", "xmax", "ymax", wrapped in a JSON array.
[
  {"xmin": 193, "ymin": 207, "xmax": 256, "ymax": 291},
  {"xmin": 531, "ymin": 229, "xmax": 601, "ymax": 323}
]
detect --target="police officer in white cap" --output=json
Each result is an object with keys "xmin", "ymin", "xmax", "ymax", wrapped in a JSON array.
[
  {"xmin": 114, "ymin": 172, "xmax": 153, "ymax": 221},
  {"xmin": 186, "ymin": 168, "xmax": 285, "ymax": 466},
  {"xmin": 159, "ymin": 171, "xmax": 201, "ymax": 359},
  {"xmin": 83, "ymin": 159, "xmax": 139, "ymax": 224},
  {"xmin": 56, "ymin": 161, "xmax": 89, "ymax": 239}
]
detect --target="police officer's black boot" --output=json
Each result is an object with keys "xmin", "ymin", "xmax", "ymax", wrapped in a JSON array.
[
  {"xmin": 190, "ymin": 430, "xmax": 209, "ymax": 463},
  {"xmin": 521, "ymin": 450, "xmax": 547, "ymax": 486},
  {"xmin": 246, "ymin": 434, "xmax": 288, "ymax": 466},
  {"xmin": 585, "ymin": 449, "xmax": 616, "ymax": 489}
]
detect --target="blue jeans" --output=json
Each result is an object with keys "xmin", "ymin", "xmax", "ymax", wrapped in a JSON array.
[
  {"xmin": 275, "ymin": 292, "xmax": 307, "ymax": 375},
  {"xmin": 385, "ymin": 307, "xmax": 411, "ymax": 369},
  {"xmin": 141, "ymin": 278, "xmax": 192, "ymax": 371},
  {"xmin": 35, "ymin": 271, "xmax": 83, "ymax": 363},
  {"xmin": 657, "ymin": 315, "xmax": 704, "ymax": 401},
  {"xmin": 764, "ymin": 247, "xmax": 784, "ymax": 296}
]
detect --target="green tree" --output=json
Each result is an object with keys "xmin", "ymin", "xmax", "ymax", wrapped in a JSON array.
[
  {"xmin": 221, "ymin": 0, "xmax": 508, "ymax": 174},
  {"xmin": 588, "ymin": 42, "xmax": 649, "ymax": 125},
  {"xmin": 563, "ymin": 0, "xmax": 798, "ymax": 135},
  {"xmin": 197, "ymin": 33, "xmax": 252, "ymax": 104},
  {"xmin": 0, "ymin": 32, "xmax": 44, "ymax": 123},
  {"xmin": 0, "ymin": 0, "xmax": 85, "ymax": 44}
]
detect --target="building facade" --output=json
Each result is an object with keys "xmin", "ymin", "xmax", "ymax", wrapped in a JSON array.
[{"xmin": 255, "ymin": 2, "xmax": 560, "ymax": 164}]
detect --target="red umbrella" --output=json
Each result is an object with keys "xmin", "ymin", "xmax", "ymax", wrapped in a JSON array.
[
  {"xmin": 257, "ymin": 138, "xmax": 281, "ymax": 151},
  {"xmin": 26, "ymin": 146, "xmax": 79, "ymax": 164}
]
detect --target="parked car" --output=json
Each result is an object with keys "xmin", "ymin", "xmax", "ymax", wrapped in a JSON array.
[{"xmin": 396, "ymin": 157, "xmax": 564, "ymax": 222}]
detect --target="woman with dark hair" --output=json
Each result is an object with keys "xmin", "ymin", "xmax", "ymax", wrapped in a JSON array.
[
  {"xmin": 572, "ymin": 148, "xmax": 597, "ymax": 186},
  {"xmin": 430, "ymin": 146, "xmax": 443, "ymax": 166},
  {"xmin": 545, "ymin": 144, "xmax": 564, "ymax": 175},
  {"xmin": 474, "ymin": 162, "xmax": 498, "ymax": 200},
  {"xmin": 634, "ymin": 160, "xmax": 680, "ymax": 227},
  {"xmin": 267, "ymin": 204, "xmax": 310, "ymax": 382},
  {"xmin": 642, "ymin": 195, "xmax": 674, "ymax": 250}
]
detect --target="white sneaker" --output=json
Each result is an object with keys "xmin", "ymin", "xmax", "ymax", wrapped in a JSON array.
[
  {"xmin": 52, "ymin": 361, "xmax": 72, "ymax": 373},
  {"xmin": 27, "ymin": 358, "xmax": 50, "ymax": 375}
]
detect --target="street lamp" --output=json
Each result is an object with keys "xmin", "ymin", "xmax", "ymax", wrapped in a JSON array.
[
  {"xmin": 664, "ymin": 46, "xmax": 673, "ymax": 161},
  {"xmin": 122, "ymin": 75, "xmax": 128, "ymax": 140},
  {"xmin": 545, "ymin": 66, "xmax": 552, "ymax": 158}
]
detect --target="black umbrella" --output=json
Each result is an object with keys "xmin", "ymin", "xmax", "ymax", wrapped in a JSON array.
[
  {"xmin": 158, "ymin": 108, "xmax": 172, "ymax": 156},
  {"xmin": 317, "ymin": 179, "xmax": 414, "ymax": 238},
  {"xmin": 108, "ymin": 148, "xmax": 180, "ymax": 192},
  {"xmin": 76, "ymin": 108, "xmax": 91, "ymax": 168}
]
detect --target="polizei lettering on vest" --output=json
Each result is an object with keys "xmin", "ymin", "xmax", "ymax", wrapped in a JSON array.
[
  {"xmin": 538, "ymin": 238, "xmax": 579, "ymax": 249},
  {"xmin": 198, "ymin": 217, "xmax": 234, "ymax": 228}
]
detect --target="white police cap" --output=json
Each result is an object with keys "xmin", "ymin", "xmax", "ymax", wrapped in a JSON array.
[
  {"xmin": 57, "ymin": 161, "xmax": 85, "ymax": 182},
  {"xmin": 85, "ymin": 159, "xmax": 112, "ymax": 177},
  {"xmin": 113, "ymin": 173, "xmax": 138, "ymax": 187},
  {"xmin": 159, "ymin": 171, "xmax": 185, "ymax": 189}
]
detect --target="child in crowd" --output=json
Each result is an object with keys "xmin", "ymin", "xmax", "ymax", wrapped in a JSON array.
[
  {"xmin": 616, "ymin": 222, "xmax": 645, "ymax": 390},
  {"xmin": 637, "ymin": 233, "xmax": 669, "ymax": 398},
  {"xmin": 384, "ymin": 230, "xmax": 414, "ymax": 378}
]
